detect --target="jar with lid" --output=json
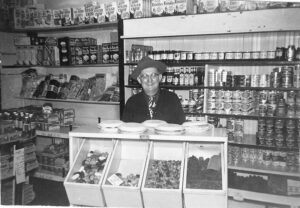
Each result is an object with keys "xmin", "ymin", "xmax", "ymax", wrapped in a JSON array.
[
  {"xmin": 276, "ymin": 98, "xmax": 286, "ymax": 116},
  {"xmin": 275, "ymin": 47, "xmax": 285, "ymax": 60},
  {"xmin": 286, "ymin": 45, "xmax": 296, "ymax": 61},
  {"xmin": 174, "ymin": 50, "xmax": 181, "ymax": 62},
  {"xmin": 161, "ymin": 50, "xmax": 168, "ymax": 61},
  {"xmin": 167, "ymin": 50, "xmax": 174, "ymax": 61}
]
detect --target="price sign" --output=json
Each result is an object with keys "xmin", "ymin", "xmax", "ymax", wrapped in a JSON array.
[{"xmin": 14, "ymin": 148, "xmax": 25, "ymax": 184}]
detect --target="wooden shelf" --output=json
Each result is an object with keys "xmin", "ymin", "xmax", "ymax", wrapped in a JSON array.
[
  {"xmin": 2, "ymin": 63, "xmax": 119, "ymax": 68},
  {"xmin": 36, "ymin": 129, "xmax": 71, "ymax": 139},
  {"xmin": 14, "ymin": 21, "xmax": 118, "ymax": 33},
  {"xmin": 199, "ymin": 112, "xmax": 300, "ymax": 120},
  {"xmin": 16, "ymin": 97, "xmax": 120, "ymax": 105},
  {"xmin": 228, "ymin": 188, "xmax": 300, "ymax": 207},
  {"xmin": 122, "ymin": 8, "xmax": 300, "ymax": 38},
  {"xmin": 125, "ymin": 60, "xmax": 300, "ymax": 66},
  {"xmin": 228, "ymin": 165, "xmax": 300, "ymax": 178}
]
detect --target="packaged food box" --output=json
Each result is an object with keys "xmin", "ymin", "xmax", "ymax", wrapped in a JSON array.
[
  {"xmin": 102, "ymin": 140, "xmax": 149, "ymax": 208},
  {"xmin": 94, "ymin": 4, "xmax": 106, "ymax": 23},
  {"xmin": 102, "ymin": 43, "xmax": 111, "ymax": 64},
  {"xmin": 64, "ymin": 138, "xmax": 114, "ymax": 207},
  {"xmin": 117, "ymin": 0, "xmax": 130, "ymax": 20},
  {"xmin": 183, "ymin": 142, "xmax": 226, "ymax": 208},
  {"xmin": 72, "ymin": 7, "xmax": 85, "ymax": 25},
  {"xmin": 142, "ymin": 141, "xmax": 185, "ymax": 208}
]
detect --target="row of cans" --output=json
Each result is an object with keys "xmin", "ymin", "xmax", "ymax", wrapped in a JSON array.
[
  {"xmin": 207, "ymin": 65, "xmax": 300, "ymax": 88},
  {"xmin": 229, "ymin": 146, "xmax": 300, "ymax": 172}
]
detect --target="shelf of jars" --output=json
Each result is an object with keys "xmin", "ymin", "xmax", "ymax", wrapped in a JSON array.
[
  {"xmin": 13, "ymin": 21, "xmax": 118, "ymax": 33},
  {"xmin": 16, "ymin": 97, "xmax": 120, "ymax": 105},
  {"xmin": 189, "ymin": 112, "xmax": 300, "ymax": 121},
  {"xmin": 3, "ymin": 63, "xmax": 119, "ymax": 68},
  {"xmin": 125, "ymin": 60, "xmax": 300, "ymax": 67}
]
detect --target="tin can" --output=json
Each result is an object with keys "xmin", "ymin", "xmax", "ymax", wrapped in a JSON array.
[
  {"xmin": 207, "ymin": 89, "xmax": 216, "ymax": 99},
  {"xmin": 224, "ymin": 101, "xmax": 232, "ymax": 114},
  {"xmin": 207, "ymin": 99, "xmax": 216, "ymax": 113},
  {"xmin": 279, "ymin": 152, "xmax": 287, "ymax": 168},
  {"xmin": 267, "ymin": 51, "xmax": 276, "ymax": 59},
  {"xmin": 243, "ymin": 51, "xmax": 251, "ymax": 59},
  {"xmin": 293, "ymin": 65, "xmax": 300, "ymax": 88},
  {"xmin": 259, "ymin": 74, "xmax": 270, "ymax": 87},
  {"xmin": 259, "ymin": 51, "xmax": 268, "ymax": 59},
  {"xmin": 180, "ymin": 51, "xmax": 187, "ymax": 60},
  {"xmin": 275, "ymin": 47, "xmax": 285, "ymax": 60},
  {"xmin": 234, "ymin": 52, "xmax": 243, "ymax": 60},
  {"xmin": 286, "ymin": 45, "xmax": 295, "ymax": 61},
  {"xmin": 225, "ymin": 52, "xmax": 234, "ymax": 60},
  {"xmin": 252, "ymin": 51, "xmax": 260, "ymax": 59},
  {"xmin": 218, "ymin": 52, "xmax": 225, "ymax": 60},
  {"xmin": 251, "ymin": 74, "xmax": 260, "ymax": 87},
  {"xmin": 224, "ymin": 90, "xmax": 233, "ymax": 98},
  {"xmin": 187, "ymin": 52, "xmax": 193, "ymax": 60},
  {"xmin": 194, "ymin": 53, "xmax": 202, "ymax": 60},
  {"xmin": 215, "ymin": 90, "xmax": 224, "ymax": 99},
  {"xmin": 203, "ymin": 52, "xmax": 210, "ymax": 60},
  {"xmin": 167, "ymin": 50, "xmax": 174, "ymax": 60},
  {"xmin": 232, "ymin": 90, "xmax": 241, "ymax": 100},
  {"xmin": 275, "ymin": 134, "xmax": 284, "ymax": 147},
  {"xmin": 209, "ymin": 52, "xmax": 218, "ymax": 60}
]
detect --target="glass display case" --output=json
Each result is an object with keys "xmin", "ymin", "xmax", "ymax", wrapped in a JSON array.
[{"xmin": 65, "ymin": 125, "xmax": 228, "ymax": 207}]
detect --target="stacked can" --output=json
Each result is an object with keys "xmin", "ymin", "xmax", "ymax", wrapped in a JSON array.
[
  {"xmin": 271, "ymin": 67, "xmax": 282, "ymax": 88},
  {"xmin": 286, "ymin": 91, "xmax": 296, "ymax": 117},
  {"xmin": 295, "ymin": 91, "xmax": 300, "ymax": 117},
  {"xmin": 258, "ymin": 90, "xmax": 268, "ymax": 116},
  {"xmin": 259, "ymin": 74, "xmax": 270, "ymax": 87},
  {"xmin": 232, "ymin": 90, "xmax": 241, "ymax": 115},
  {"xmin": 281, "ymin": 66, "xmax": 294, "ymax": 88},
  {"xmin": 208, "ymin": 69, "xmax": 216, "ymax": 86},
  {"xmin": 266, "ymin": 91, "xmax": 277, "ymax": 116},
  {"xmin": 234, "ymin": 119, "xmax": 244, "ymax": 143},
  {"xmin": 257, "ymin": 118, "xmax": 266, "ymax": 145},
  {"xmin": 215, "ymin": 90, "xmax": 224, "ymax": 114},
  {"xmin": 225, "ymin": 71, "xmax": 233, "ymax": 87},
  {"xmin": 274, "ymin": 119, "xmax": 284, "ymax": 147},
  {"xmin": 251, "ymin": 74, "xmax": 260, "ymax": 87},
  {"xmin": 240, "ymin": 90, "xmax": 253, "ymax": 115},
  {"xmin": 293, "ymin": 65, "xmax": 300, "ymax": 88},
  {"xmin": 224, "ymin": 90, "xmax": 233, "ymax": 114},
  {"xmin": 286, "ymin": 119, "xmax": 296, "ymax": 148},
  {"xmin": 265, "ymin": 119, "xmax": 274, "ymax": 147},
  {"xmin": 206, "ymin": 89, "xmax": 216, "ymax": 113},
  {"xmin": 226, "ymin": 117, "xmax": 235, "ymax": 142},
  {"xmin": 286, "ymin": 151, "xmax": 296, "ymax": 171}
]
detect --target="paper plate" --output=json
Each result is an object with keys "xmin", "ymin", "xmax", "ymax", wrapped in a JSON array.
[
  {"xmin": 142, "ymin": 120, "xmax": 167, "ymax": 128},
  {"xmin": 155, "ymin": 124, "xmax": 185, "ymax": 135},
  {"xmin": 118, "ymin": 122, "xmax": 147, "ymax": 133}
]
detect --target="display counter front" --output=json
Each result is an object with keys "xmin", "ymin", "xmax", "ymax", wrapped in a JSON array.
[{"xmin": 65, "ymin": 125, "xmax": 228, "ymax": 208}]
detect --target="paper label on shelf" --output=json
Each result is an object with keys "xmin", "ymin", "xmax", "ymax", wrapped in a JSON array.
[
  {"xmin": 14, "ymin": 148, "xmax": 26, "ymax": 184},
  {"xmin": 107, "ymin": 174, "xmax": 124, "ymax": 186}
]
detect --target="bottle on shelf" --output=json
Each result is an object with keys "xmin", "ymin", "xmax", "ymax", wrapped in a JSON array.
[
  {"xmin": 189, "ymin": 67, "xmax": 194, "ymax": 86},
  {"xmin": 184, "ymin": 67, "xmax": 189, "ymax": 86},
  {"xmin": 172, "ymin": 67, "xmax": 179, "ymax": 86},
  {"xmin": 179, "ymin": 67, "xmax": 185, "ymax": 86}
]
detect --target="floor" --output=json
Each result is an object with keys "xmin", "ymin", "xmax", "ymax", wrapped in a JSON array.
[{"xmin": 28, "ymin": 177, "xmax": 69, "ymax": 206}]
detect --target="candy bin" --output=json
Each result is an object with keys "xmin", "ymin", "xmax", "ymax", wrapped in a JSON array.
[
  {"xmin": 183, "ymin": 142, "xmax": 227, "ymax": 208},
  {"xmin": 64, "ymin": 138, "xmax": 114, "ymax": 207},
  {"xmin": 102, "ymin": 140, "xmax": 149, "ymax": 208},
  {"xmin": 141, "ymin": 141, "xmax": 185, "ymax": 208}
]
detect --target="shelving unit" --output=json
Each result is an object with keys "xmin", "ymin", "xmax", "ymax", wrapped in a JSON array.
[{"xmin": 120, "ymin": 8, "xmax": 300, "ymax": 208}]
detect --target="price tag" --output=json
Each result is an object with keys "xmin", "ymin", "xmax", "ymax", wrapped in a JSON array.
[
  {"xmin": 14, "ymin": 148, "xmax": 25, "ymax": 184},
  {"xmin": 107, "ymin": 174, "xmax": 124, "ymax": 186}
]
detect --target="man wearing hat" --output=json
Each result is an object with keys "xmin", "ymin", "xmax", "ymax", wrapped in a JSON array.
[{"xmin": 122, "ymin": 56, "xmax": 185, "ymax": 124}]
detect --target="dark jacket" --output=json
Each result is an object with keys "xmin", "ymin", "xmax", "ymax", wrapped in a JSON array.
[{"xmin": 122, "ymin": 90, "xmax": 185, "ymax": 124}]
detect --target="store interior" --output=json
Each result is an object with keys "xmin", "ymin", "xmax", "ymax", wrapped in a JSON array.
[{"xmin": 0, "ymin": 0, "xmax": 300, "ymax": 207}]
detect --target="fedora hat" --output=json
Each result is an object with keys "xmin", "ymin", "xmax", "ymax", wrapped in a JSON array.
[{"xmin": 131, "ymin": 56, "xmax": 167, "ymax": 80}]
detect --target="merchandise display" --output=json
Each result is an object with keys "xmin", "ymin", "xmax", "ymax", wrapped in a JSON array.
[
  {"xmin": 145, "ymin": 159, "xmax": 181, "ymax": 189},
  {"xmin": 71, "ymin": 150, "xmax": 108, "ymax": 184}
]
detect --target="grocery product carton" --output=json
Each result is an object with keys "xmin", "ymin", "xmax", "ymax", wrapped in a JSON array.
[
  {"xmin": 142, "ymin": 141, "xmax": 185, "ymax": 208},
  {"xmin": 183, "ymin": 142, "xmax": 227, "ymax": 208},
  {"xmin": 105, "ymin": 2, "xmax": 118, "ymax": 22},
  {"xmin": 72, "ymin": 7, "xmax": 85, "ymax": 25},
  {"xmin": 117, "ymin": 0, "xmax": 130, "ymax": 19},
  {"xmin": 94, "ymin": 3, "xmax": 106, "ymax": 23},
  {"xmin": 64, "ymin": 138, "xmax": 115, "ymax": 207},
  {"xmin": 102, "ymin": 140, "xmax": 149, "ymax": 208}
]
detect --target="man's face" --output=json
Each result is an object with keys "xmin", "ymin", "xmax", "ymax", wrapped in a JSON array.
[{"xmin": 137, "ymin": 67, "xmax": 162, "ymax": 96}]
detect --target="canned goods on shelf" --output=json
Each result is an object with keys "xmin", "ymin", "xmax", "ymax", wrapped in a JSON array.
[
  {"xmin": 180, "ymin": 51, "xmax": 187, "ymax": 60},
  {"xmin": 167, "ymin": 50, "xmax": 174, "ymax": 60},
  {"xmin": 267, "ymin": 51, "xmax": 276, "ymax": 59},
  {"xmin": 161, "ymin": 50, "xmax": 168, "ymax": 60},
  {"xmin": 225, "ymin": 52, "xmax": 234, "ymax": 60},
  {"xmin": 232, "ymin": 90, "xmax": 241, "ymax": 99},
  {"xmin": 203, "ymin": 52, "xmax": 210, "ymax": 60},
  {"xmin": 252, "ymin": 51, "xmax": 260, "ymax": 59},
  {"xmin": 187, "ymin": 52, "xmax": 193, "ymax": 60},
  {"xmin": 251, "ymin": 74, "xmax": 260, "ymax": 87},
  {"xmin": 209, "ymin": 52, "xmax": 218, "ymax": 60},
  {"xmin": 194, "ymin": 53, "xmax": 202, "ymax": 60},
  {"xmin": 234, "ymin": 52, "xmax": 243, "ymax": 60},
  {"xmin": 243, "ymin": 51, "xmax": 251, "ymax": 59},
  {"xmin": 218, "ymin": 52, "xmax": 225, "ymax": 60},
  {"xmin": 259, "ymin": 51, "xmax": 268, "ymax": 59}
]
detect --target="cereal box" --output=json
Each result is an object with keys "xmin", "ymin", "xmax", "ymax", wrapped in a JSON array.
[
  {"xmin": 89, "ymin": 45, "xmax": 98, "ymax": 64},
  {"xmin": 151, "ymin": 0, "xmax": 164, "ymax": 17},
  {"xmin": 197, "ymin": 0, "xmax": 219, "ymax": 13},
  {"xmin": 61, "ymin": 8, "xmax": 72, "ymax": 26},
  {"xmin": 102, "ymin": 43, "xmax": 111, "ymax": 64},
  {"xmin": 72, "ymin": 7, "xmax": 85, "ymax": 25},
  {"xmin": 105, "ymin": 2, "xmax": 118, "ymax": 22},
  {"xmin": 94, "ymin": 3, "xmax": 106, "ymax": 23},
  {"xmin": 175, "ymin": 0, "xmax": 187, "ymax": 15},
  {"xmin": 110, "ymin": 42, "xmax": 119, "ymax": 64},
  {"xmin": 53, "ymin": 9, "xmax": 62, "ymax": 26},
  {"xmin": 117, "ymin": 0, "xmax": 130, "ymax": 19},
  {"xmin": 82, "ymin": 46, "xmax": 90, "ymax": 64},
  {"xmin": 130, "ymin": 0, "xmax": 144, "ymax": 18},
  {"xmin": 164, "ymin": 0, "xmax": 176, "ymax": 16},
  {"xmin": 84, "ymin": 2, "xmax": 96, "ymax": 24}
]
